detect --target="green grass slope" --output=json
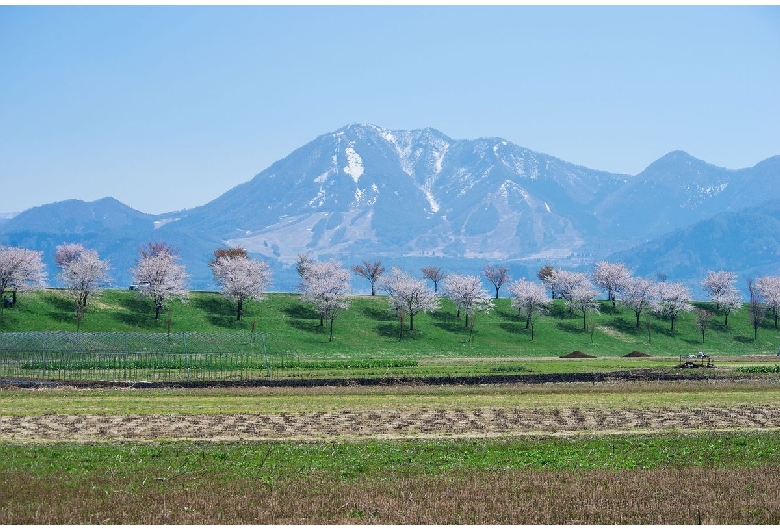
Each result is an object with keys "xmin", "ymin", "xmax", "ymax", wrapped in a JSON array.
[{"xmin": 2, "ymin": 289, "xmax": 779, "ymax": 361}]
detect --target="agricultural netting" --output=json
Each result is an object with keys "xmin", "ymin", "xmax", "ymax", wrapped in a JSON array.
[
  {"xmin": 0, "ymin": 331, "xmax": 269, "ymax": 383},
  {"xmin": 0, "ymin": 331, "xmax": 418, "ymax": 384}
]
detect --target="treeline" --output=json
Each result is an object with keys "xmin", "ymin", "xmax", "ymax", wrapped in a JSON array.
[{"xmin": 2, "ymin": 243, "xmax": 779, "ymax": 343}]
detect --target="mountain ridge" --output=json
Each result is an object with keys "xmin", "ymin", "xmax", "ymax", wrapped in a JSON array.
[{"xmin": 2, "ymin": 123, "xmax": 778, "ymax": 290}]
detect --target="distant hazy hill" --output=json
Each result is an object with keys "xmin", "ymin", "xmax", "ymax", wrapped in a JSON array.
[
  {"xmin": 2, "ymin": 124, "xmax": 779, "ymax": 291},
  {"xmin": 608, "ymin": 199, "xmax": 780, "ymax": 296}
]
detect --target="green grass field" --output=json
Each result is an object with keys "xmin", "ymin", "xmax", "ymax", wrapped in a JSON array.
[{"xmin": 2, "ymin": 288, "xmax": 779, "ymax": 361}]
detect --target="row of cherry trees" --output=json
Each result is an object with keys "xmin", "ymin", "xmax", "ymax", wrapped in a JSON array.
[{"xmin": 2, "ymin": 242, "xmax": 780, "ymax": 343}]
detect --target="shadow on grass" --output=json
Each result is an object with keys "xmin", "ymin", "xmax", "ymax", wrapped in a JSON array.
[
  {"xmin": 192, "ymin": 295, "xmax": 234, "ymax": 315},
  {"xmin": 499, "ymin": 321, "xmax": 530, "ymax": 335},
  {"xmin": 192, "ymin": 296, "xmax": 245, "ymax": 329},
  {"xmin": 361, "ymin": 306, "xmax": 396, "ymax": 322},
  {"xmin": 0, "ymin": 312, "xmax": 20, "ymax": 330},
  {"xmin": 282, "ymin": 304, "xmax": 320, "ymax": 321},
  {"xmin": 556, "ymin": 321, "xmax": 587, "ymax": 333},
  {"xmin": 434, "ymin": 320, "xmax": 470, "ymax": 334},
  {"xmin": 374, "ymin": 322, "xmax": 429, "ymax": 342},
  {"xmin": 496, "ymin": 307, "xmax": 522, "ymax": 321},
  {"xmin": 734, "ymin": 335, "xmax": 756, "ymax": 344},
  {"xmin": 42, "ymin": 292, "xmax": 74, "ymax": 323},
  {"xmin": 598, "ymin": 301, "xmax": 621, "ymax": 314},
  {"xmin": 111, "ymin": 296, "xmax": 159, "ymax": 329},
  {"xmin": 286, "ymin": 316, "xmax": 327, "ymax": 336}
]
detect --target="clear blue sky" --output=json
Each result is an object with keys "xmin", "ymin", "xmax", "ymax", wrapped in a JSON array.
[{"xmin": 2, "ymin": 5, "xmax": 779, "ymax": 215}]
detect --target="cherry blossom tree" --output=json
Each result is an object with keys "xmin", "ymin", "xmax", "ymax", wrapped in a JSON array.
[
  {"xmin": 507, "ymin": 279, "xmax": 551, "ymax": 341},
  {"xmin": 568, "ymin": 283, "xmax": 601, "ymax": 330},
  {"xmin": 483, "ymin": 264, "xmax": 511, "ymax": 299},
  {"xmin": 381, "ymin": 267, "xmax": 439, "ymax": 337},
  {"xmin": 592, "ymin": 261, "xmax": 631, "ymax": 308},
  {"xmin": 300, "ymin": 259, "xmax": 351, "ymax": 342},
  {"xmin": 748, "ymin": 277, "xmax": 766, "ymax": 341},
  {"xmin": 548, "ymin": 269, "xmax": 592, "ymax": 310},
  {"xmin": 352, "ymin": 259, "xmax": 385, "ymax": 296},
  {"xmin": 701, "ymin": 270, "xmax": 742, "ymax": 326},
  {"xmin": 421, "ymin": 266, "xmax": 446, "ymax": 293},
  {"xmin": 755, "ymin": 276, "xmax": 780, "ymax": 328},
  {"xmin": 210, "ymin": 249, "xmax": 272, "ymax": 321},
  {"xmin": 694, "ymin": 308, "xmax": 713, "ymax": 344},
  {"xmin": 651, "ymin": 281, "xmax": 693, "ymax": 333},
  {"xmin": 442, "ymin": 274, "xmax": 494, "ymax": 334},
  {"xmin": 131, "ymin": 242, "xmax": 189, "ymax": 320},
  {"xmin": 701, "ymin": 271, "xmax": 738, "ymax": 310},
  {"xmin": 618, "ymin": 277, "xmax": 655, "ymax": 328},
  {"xmin": 0, "ymin": 245, "xmax": 47, "ymax": 313},
  {"xmin": 54, "ymin": 242, "xmax": 85, "ymax": 269},
  {"xmin": 537, "ymin": 264, "xmax": 557, "ymax": 298},
  {"xmin": 212, "ymin": 247, "xmax": 248, "ymax": 261},
  {"xmin": 295, "ymin": 253, "xmax": 312, "ymax": 281},
  {"xmin": 715, "ymin": 287, "xmax": 742, "ymax": 327},
  {"xmin": 56, "ymin": 245, "xmax": 112, "ymax": 330}
]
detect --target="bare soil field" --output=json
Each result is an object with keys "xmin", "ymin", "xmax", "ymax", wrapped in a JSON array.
[{"xmin": 3, "ymin": 404, "xmax": 780, "ymax": 442}]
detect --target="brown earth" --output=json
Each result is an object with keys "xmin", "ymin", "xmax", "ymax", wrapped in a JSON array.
[
  {"xmin": 560, "ymin": 350, "xmax": 596, "ymax": 358},
  {"xmin": 2, "ymin": 405, "xmax": 780, "ymax": 443},
  {"xmin": 624, "ymin": 350, "xmax": 652, "ymax": 357}
]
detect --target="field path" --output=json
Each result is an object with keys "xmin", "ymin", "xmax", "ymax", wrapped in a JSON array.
[{"xmin": 2, "ymin": 406, "xmax": 780, "ymax": 442}]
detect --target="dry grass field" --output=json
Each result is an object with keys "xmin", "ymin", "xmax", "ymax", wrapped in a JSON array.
[{"xmin": 2, "ymin": 404, "xmax": 780, "ymax": 442}]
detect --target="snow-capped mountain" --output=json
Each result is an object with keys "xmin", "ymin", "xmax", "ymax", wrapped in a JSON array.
[
  {"xmin": 2, "ymin": 124, "xmax": 779, "ymax": 290},
  {"xmin": 166, "ymin": 124, "xmax": 631, "ymax": 263}
]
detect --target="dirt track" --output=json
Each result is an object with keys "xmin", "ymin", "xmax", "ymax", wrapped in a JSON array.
[{"xmin": 2, "ymin": 405, "xmax": 780, "ymax": 442}]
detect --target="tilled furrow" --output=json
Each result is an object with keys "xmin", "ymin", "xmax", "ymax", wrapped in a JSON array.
[{"xmin": 2, "ymin": 406, "xmax": 780, "ymax": 442}]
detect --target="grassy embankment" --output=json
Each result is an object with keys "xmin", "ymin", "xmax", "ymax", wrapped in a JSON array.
[{"xmin": 2, "ymin": 288, "xmax": 779, "ymax": 364}]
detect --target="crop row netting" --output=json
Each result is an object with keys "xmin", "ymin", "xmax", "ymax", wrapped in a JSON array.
[{"xmin": 0, "ymin": 331, "xmax": 274, "ymax": 383}]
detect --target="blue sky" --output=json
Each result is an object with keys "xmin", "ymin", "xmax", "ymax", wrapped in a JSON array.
[{"xmin": 1, "ymin": 5, "xmax": 779, "ymax": 215}]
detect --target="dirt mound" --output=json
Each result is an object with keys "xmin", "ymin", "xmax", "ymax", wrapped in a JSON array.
[
  {"xmin": 624, "ymin": 350, "xmax": 652, "ymax": 358},
  {"xmin": 560, "ymin": 351, "xmax": 596, "ymax": 359}
]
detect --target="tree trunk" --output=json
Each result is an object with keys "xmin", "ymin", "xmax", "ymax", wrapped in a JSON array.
[
  {"xmin": 582, "ymin": 311, "xmax": 587, "ymax": 330},
  {"xmin": 409, "ymin": 312, "xmax": 415, "ymax": 331},
  {"xmin": 525, "ymin": 314, "xmax": 530, "ymax": 329},
  {"xmin": 635, "ymin": 311, "xmax": 641, "ymax": 328},
  {"xmin": 329, "ymin": 317, "xmax": 334, "ymax": 342},
  {"xmin": 155, "ymin": 299, "xmax": 162, "ymax": 320},
  {"xmin": 237, "ymin": 298, "xmax": 243, "ymax": 321},
  {"xmin": 494, "ymin": 286, "xmax": 500, "ymax": 299}
]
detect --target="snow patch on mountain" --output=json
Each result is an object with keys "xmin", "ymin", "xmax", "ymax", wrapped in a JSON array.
[
  {"xmin": 308, "ymin": 189, "xmax": 326, "ymax": 208},
  {"xmin": 313, "ymin": 171, "xmax": 330, "ymax": 184},
  {"xmin": 343, "ymin": 146, "xmax": 364, "ymax": 183},
  {"xmin": 423, "ymin": 188, "xmax": 440, "ymax": 213}
]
